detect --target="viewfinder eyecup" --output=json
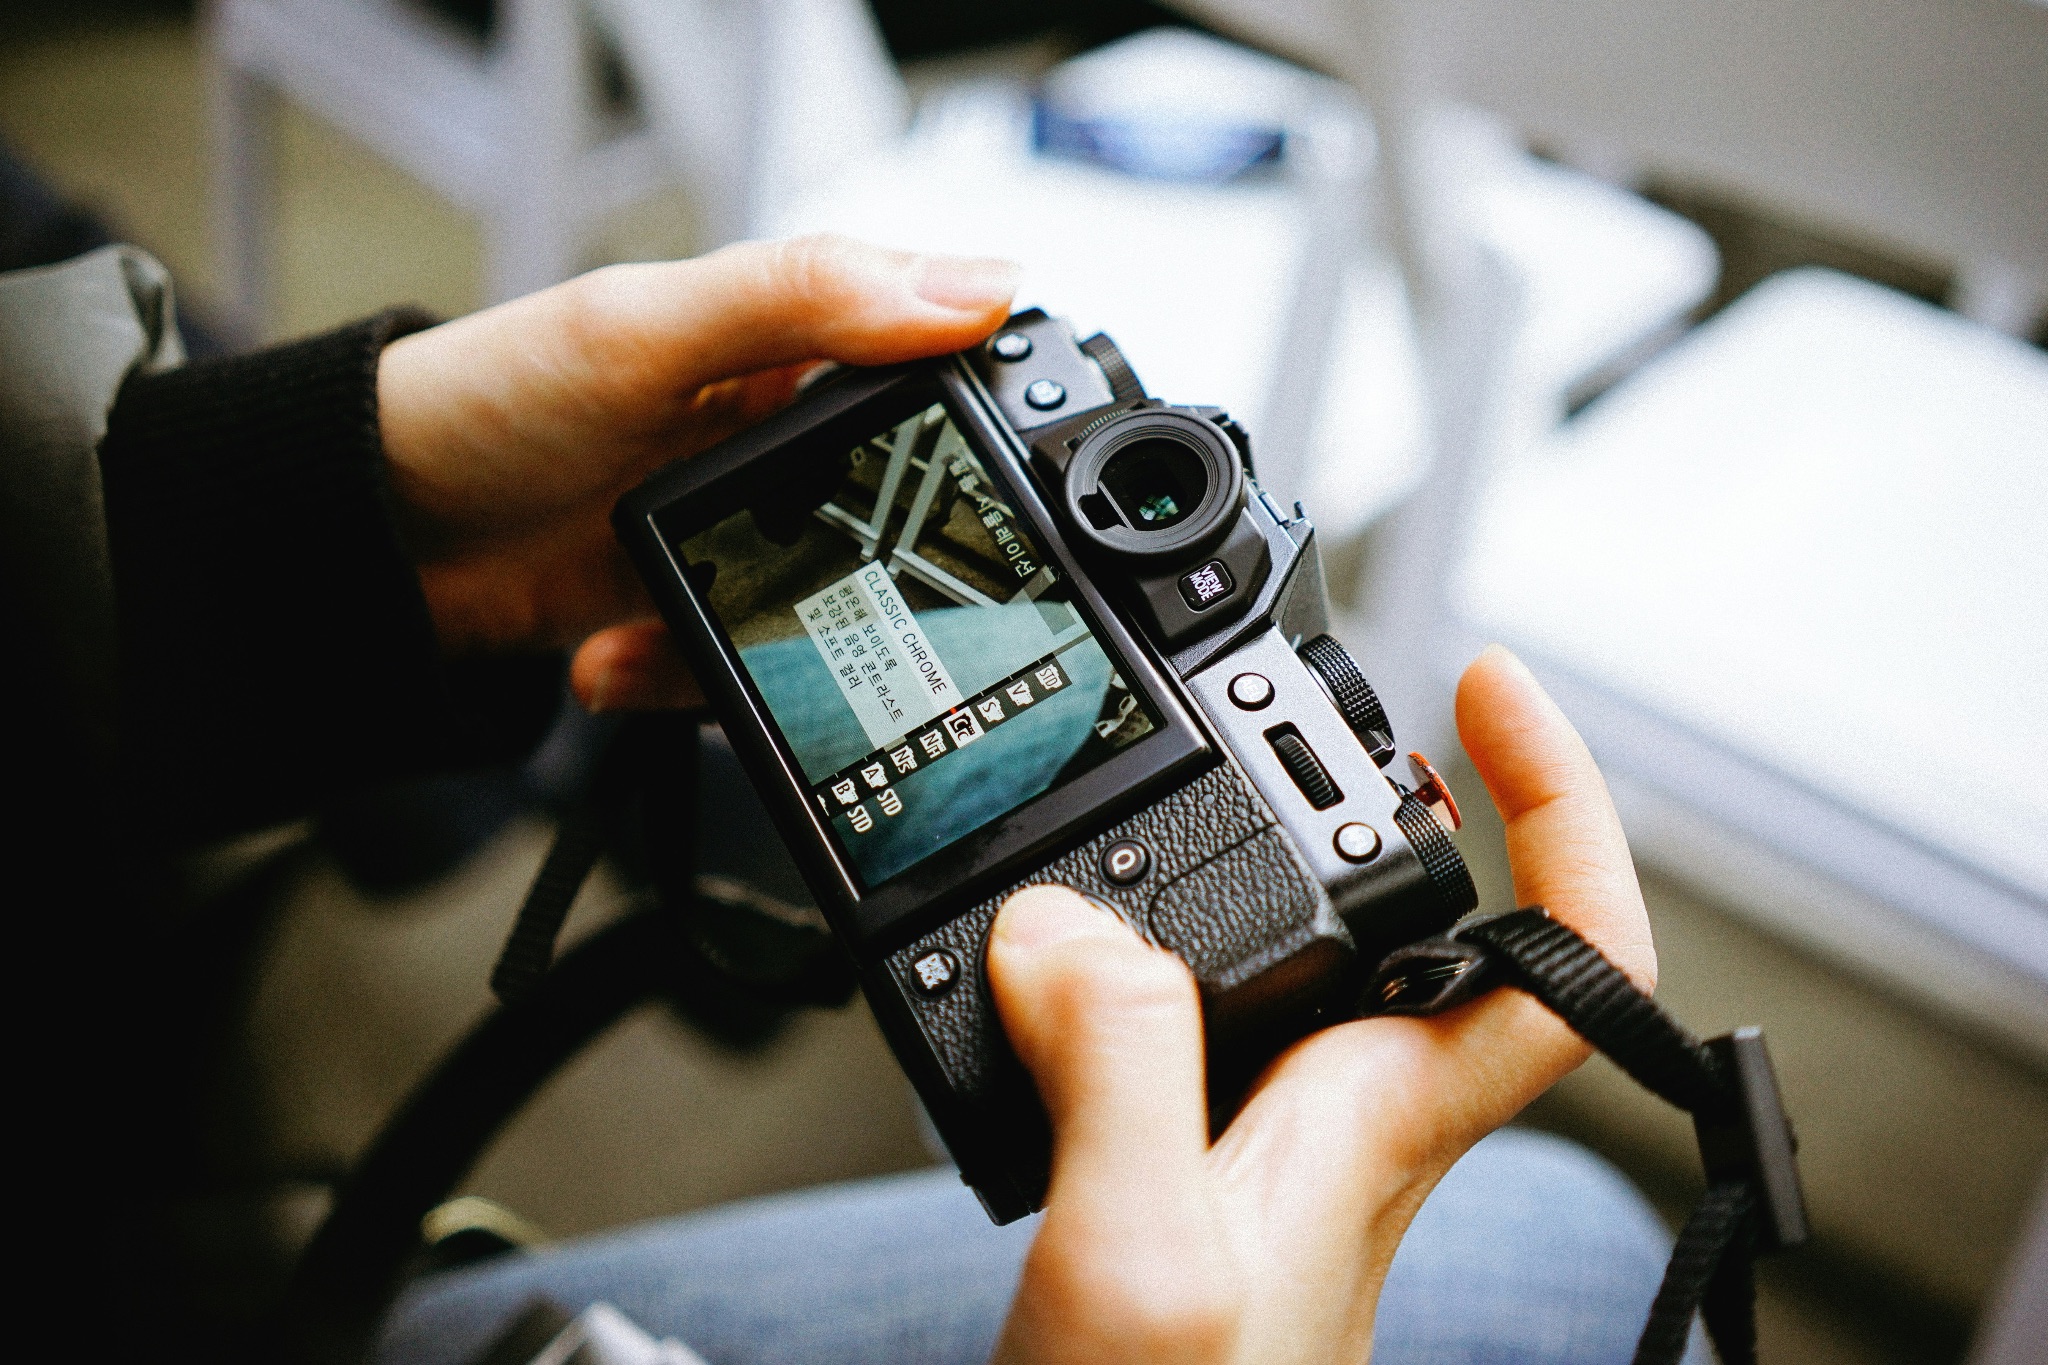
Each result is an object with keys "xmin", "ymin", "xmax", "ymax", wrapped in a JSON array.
[{"xmin": 1061, "ymin": 409, "xmax": 1245, "ymax": 563}]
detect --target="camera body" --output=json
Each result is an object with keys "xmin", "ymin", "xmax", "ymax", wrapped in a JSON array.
[{"xmin": 614, "ymin": 312, "xmax": 1474, "ymax": 1221}]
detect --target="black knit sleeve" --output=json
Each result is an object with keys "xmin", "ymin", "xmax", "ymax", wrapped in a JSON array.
[{"xmin": 99, "ymin": 310, "xmax": 563, "ymax": 843}]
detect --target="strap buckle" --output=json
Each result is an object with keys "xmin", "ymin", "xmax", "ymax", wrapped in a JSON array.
[
  {"xmin": 1361, "ymin": 933, "xmax": 1501, "ymax": 1016},
  {"xmin": 1696, "ymin": 1027, "xmax": 1810, "ymax": 1253}
]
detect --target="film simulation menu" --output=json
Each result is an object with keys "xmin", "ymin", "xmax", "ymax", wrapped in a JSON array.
[{"xmin": 810, "ymin": 651, "xmax": 1078, "ymax": 832}]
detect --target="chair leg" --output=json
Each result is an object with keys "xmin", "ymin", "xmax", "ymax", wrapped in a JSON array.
[
  {"xmin": 483, "ymin": 208, "xmax": 587, "ymax": 304},
  {"xmin": 1253, "ymin": 107, "xmax": 1369, "ymax": 513},
  {"xmin": 488, "ymin": 0, "xmax": 595, "ymax": 302},
  {"xmin": 207, "ymin": 29, "xmax": 277, "ymax": 344},
  {"xmin": 1949, "ymin": 260, "xmax": 2048, "ymax": 340}
]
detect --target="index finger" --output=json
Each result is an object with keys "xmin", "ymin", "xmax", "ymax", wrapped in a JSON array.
[
  {"xmin": 568, "ymin": 234, "xmax": 1022, "ymax": 407},
  {"xmin": 1207, "ymin": 647, "xmax": 1655, "ymax": 1199},
  {"xmin": 1454, "ymin": 644, "xmax": 1655, "ymax": 989}
]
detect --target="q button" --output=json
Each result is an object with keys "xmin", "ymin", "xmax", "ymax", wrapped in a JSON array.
[{"xmin": 1100, "ymin": 840, "xmax": 1152, "ymax": 886}]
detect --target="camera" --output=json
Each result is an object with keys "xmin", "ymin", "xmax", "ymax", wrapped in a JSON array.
[{"xmin": 614, "ymin": 312, "xmax": 1476, "ymax": 1221}]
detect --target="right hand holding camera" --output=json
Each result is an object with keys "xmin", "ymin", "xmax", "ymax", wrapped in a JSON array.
[{"xmin": 986, "ymin": 645, "xmax": 1656, "ymax": 1364}]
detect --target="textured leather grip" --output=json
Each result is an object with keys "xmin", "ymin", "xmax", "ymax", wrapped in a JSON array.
[{"xmin": 883, "ymin": 760, "xmax": 1342, "ymax": 1219}]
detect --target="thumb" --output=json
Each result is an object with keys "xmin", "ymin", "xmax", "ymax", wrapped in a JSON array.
[
  {"xmin": 986, "ymin": 886, "xmax": 1211, "ymax": 1209},
  {"xmin": 572, "ymin": 620, "xmax": 703, "ymax": 712}
]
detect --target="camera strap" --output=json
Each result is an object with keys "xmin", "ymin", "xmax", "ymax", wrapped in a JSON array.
[{"xmin": 1366, "ymin": 908, "xmax": 1809, "ymax": 1365}]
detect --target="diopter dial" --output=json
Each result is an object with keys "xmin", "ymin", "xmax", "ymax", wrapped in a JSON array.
[{"xmin": 1297, "ymin": 634, "xmax": 1396, "ymax": 768}]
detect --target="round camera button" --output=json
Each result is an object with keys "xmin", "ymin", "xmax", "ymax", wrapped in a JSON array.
[
  {"xmin": 1333, "ymin": 822, "xmax": 1382, "ymax": 863},
  {"xmin": 908, "ymin": 948, "xmax": 962, "ymax": 999},
  {"xmin": 1024, "ymin": 378, "xmax": 1067, "ymax": 411},
  {"xmin": 1227, "ymin": 672, "xmax": 1274, "ymax": 709},
  {"xmin": 992, "ymin": 332, "xmax": 1033, "ymax": 361},
  {"xmin": 1100, "ymin": 839, "xmax": 1152, "ymax": 885}
]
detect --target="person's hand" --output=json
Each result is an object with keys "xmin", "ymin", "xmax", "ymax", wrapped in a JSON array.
[
  {"xmin": 985, "ymin": 645, "xmax": 1656, "ymax": 1364},
  {"xmin": 373, "ymin": 235, "xmax": 1019, "ymax": 710}
]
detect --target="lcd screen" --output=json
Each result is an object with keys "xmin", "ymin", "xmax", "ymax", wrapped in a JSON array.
[{"xmin": 678, "ymin": 395, "xmax": 1157, "ymax": 888}]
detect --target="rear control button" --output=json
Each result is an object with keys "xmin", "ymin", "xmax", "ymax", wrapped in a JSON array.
[
  {"xmin": 1179, "ymin": 559, "xmax": 1235, "ymax": 611},
  {"xmin": 1333, "ymin": 822, "xmax": 1382, "ymax": 863},
  {"xmin": 992, "ymin": 332, "xmax": 1033, "ymax": 361},
  {"xmin": 909, "ymin": 949, "xmax": 961, "ymax": 998},
  {"xmin": 1227, "ymin": 672, "xmax": 1274, "ymax": 709},
  {"xmin": 1024, "ymin": 378, "xmax": 1067, "ymax": 410},
  {"xmin": 1270, "ymin": 727, "xmax": 1343, "ymax": 810},
  {"xmin": 1101, "ymin": 839, "xmax": 1152, "ymax": 885}
]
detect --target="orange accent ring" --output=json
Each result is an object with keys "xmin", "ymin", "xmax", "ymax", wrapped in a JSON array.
[{"xmin": 1407, "ymin": 751, "xmax": 1462, "ymax": 832}]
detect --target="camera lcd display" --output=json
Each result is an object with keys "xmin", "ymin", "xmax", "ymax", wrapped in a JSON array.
[{"xmin": 680, "ymin": 397, "xmax": 1158, "ymax": 889}]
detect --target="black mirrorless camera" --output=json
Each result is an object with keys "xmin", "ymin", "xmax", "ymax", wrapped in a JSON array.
[{"xmin": 614, "ymin": 312, "xmax": 1476, "ymax": 1222}]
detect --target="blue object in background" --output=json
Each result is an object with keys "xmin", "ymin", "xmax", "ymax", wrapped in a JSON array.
[{"xmin": 1031, "ymin": 97, "xmax": 1285, "ymax": 183}]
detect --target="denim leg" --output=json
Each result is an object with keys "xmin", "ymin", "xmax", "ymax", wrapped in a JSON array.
[
  {"xmin": 377, "ymin": 1129, "xmax": 1699, "ymax": 1365},
  {"xmin": 377, "ymin": 1169, "xmax": 1033, "ymax": 1365},
  {"xmin": 1374, "ymin": 1128, "xmax": 1709, "ymax": 1364}
]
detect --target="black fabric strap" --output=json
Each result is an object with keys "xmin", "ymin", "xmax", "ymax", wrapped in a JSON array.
[
  {"xmin": 1371, "ymin": 908, "xmax": 1805, "ymax": 1365},
  {"xmin": 490, "ymin": 807, "xmax": 606, "ymax": 1004},
  {"xmin": 1635, "ymin": 1179, "xmax": 1757, "ymax": 1365},
  {"xmin": 1460, "ymin": 911, "xmax": 1729, "ymax": 1113}
]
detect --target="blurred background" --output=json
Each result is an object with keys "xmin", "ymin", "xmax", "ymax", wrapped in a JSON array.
[{"xmin": 2, "ymin": 0, "xmax": 2043, "ymax": 1361}]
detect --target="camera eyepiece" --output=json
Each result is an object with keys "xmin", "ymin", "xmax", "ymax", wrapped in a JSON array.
[{"xmin": 1061, "ymin": 409, "xmax": 1245, "ymax": 563}]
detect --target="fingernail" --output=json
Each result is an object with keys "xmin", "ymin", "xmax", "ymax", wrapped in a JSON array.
[
  {"xmin": 1484, "ymin": 643, "xmax": 1538, "ymax": 686},
  {"xmin": 996, "ymin": 885, "xmax": 1128, "ymax": 951},
  {"xmin": 915, "ymin": 255, "xmax": 1021, "ymax": 312}
]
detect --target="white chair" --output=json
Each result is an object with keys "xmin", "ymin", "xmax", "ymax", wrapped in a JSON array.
[
  {"xmin": 207, "ymin": 0, "xmax": 662, "ymax": 333},
  {"xmin": 1454, "ymin": 267, "xmax": 2048, "ymax": 1042},
  {"xmin": 758, "ymin": 29, "xmax": 1407, "ymax": 530},
  {"xmin": 1379, "ymin": 0, "xmax": 2048, "ymax": 1052},
  {"xmin": 1188, "ymin": 0, "xmax": 2048, "ymax": 1041},
  {"xmin": 1179, "ymin": 0, "xmax": 2048, "ymax": 1344},
  {"xmin": 205, "ymin": 0, "xmax": 908, "ymax": 337}
]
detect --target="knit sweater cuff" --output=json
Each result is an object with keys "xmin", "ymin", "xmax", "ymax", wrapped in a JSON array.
[{"xmin": 100, "ymin": 310, "xmax": 562, "ymax": 841}]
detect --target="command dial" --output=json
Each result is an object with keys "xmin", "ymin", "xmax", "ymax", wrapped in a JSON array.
[{"xmin": 1297, "ymin": 634, "xmax": 1396, "ymax": 767}]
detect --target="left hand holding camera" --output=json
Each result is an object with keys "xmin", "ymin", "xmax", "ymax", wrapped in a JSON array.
[
  {"xmin": 985, "ymin": 645, "xmax": 1656, "ymax": 1365},
  {"xmin": 372, "ymin": 234, "xmax": 1018, "ymax": 707}
]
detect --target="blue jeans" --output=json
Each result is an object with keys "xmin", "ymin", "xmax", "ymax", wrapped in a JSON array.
[{"xmin": 379, "ymin": 1129, "xmax": 1703, "ymax": 1365}]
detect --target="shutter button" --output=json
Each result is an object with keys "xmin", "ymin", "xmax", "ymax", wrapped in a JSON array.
[
  {"xmin": 992, "ymin": 332, "xmax": 1032, "ymax": 361},
  {"xmin": 1409, "ymin": 752, "xmax": 1462, "ymax": 832}
]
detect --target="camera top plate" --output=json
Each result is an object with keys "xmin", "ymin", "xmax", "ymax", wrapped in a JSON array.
[{"xmin": 967, "ymin": 311, "xmax": 1117, "ymax": 431}]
